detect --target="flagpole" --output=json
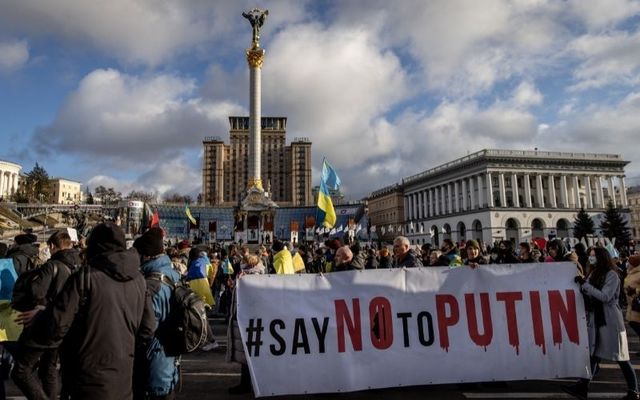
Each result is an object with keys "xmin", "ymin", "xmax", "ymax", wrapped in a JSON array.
[{"xmin": 314, "ymin": 156, "xmax": 326, "ymax": 235}]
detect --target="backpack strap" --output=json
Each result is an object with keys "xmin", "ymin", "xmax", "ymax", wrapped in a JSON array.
[
  {"xmin": 79, "ymin": 266, "xmax": 91, "ymax": 308},
  {"xmin": 147, "ymin": 272, "xmax": 176, "ymax": 289}
]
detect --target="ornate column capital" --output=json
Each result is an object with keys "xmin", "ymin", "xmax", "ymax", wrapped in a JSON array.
[{"xmin": 246, "ymin": 46, "xmax": 266, "ymax": 69}]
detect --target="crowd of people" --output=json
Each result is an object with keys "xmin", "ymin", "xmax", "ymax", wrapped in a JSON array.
[{"xmin": 1, "ymin": 223, "xmax": 640, "ymax": 399}]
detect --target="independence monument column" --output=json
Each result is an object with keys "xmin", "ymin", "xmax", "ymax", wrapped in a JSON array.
[
  {"xmin": 238, "ymin": 8, "xmax": 276, "ymax": 245},
  {"xmin": 243, "ymin": 8, "xmax": 269, "ymax": 191}
]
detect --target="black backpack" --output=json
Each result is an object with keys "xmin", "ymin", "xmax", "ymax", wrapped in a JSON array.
[
  {"xmin": 11, "ymin": 261, "xmax": 72, "ymax": 312},
  {"xmin": 146, "ymin": 272, "xmax": 209, "ymax": 356}
]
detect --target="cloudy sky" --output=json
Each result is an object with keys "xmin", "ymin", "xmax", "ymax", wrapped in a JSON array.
[{"xmin": 1, "ymin": 0, "xmax": 640, "ymax": 201}]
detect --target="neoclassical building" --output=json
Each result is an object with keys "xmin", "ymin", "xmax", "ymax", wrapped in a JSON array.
[
  {"xmin": 401, "ymin": 149, "xmax": 629, "ymax": 246},
  {"xmin": 0, "ymin": 160, "xmax": 22, "ymax": 200},
  {"xmin": 367, "ymin": 183, "xmax": 404, "ymax": 242}
]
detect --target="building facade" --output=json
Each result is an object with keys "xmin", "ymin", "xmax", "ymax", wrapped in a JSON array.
[
  {"xmin": 202, "ymin": 116, "xmax": 312, "ymax": 207},
  {"xmin": 398, "ymin": 149, "xmax": 629, "ymax": 246},
  {"xmin": 0, "ymin": 160, "xmax": 21, "ymax": 200},
  {"xmin": 367, "ymin": 183, "xmax": 405, "ymax": 242},
  {"xmin": 49, "ymin": 178, "xmax": 83, "ymax": 204}
]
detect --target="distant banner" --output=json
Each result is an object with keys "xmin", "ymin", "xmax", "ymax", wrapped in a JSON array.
[{"xmin": 236, "ymin": 263, "xmax": 590, "ymax": 397}]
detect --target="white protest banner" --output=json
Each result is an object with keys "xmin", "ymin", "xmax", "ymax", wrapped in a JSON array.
[{"xmin": 236, "ymin": 263, "xmax": 590, "ymax": 397}]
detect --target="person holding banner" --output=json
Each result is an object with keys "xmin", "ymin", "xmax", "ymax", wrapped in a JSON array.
[
  {"xmin": 464, "ymin": 240, "xmax": 487, "ymax": 269},
  {"xmin": 393, "ymin": 236, "xmax": 423, "ymax": 268},
  {"xmin": 226, "ymin": 254, "xmax": 265, "ymax": 395},
  {"xmin": 566, "ymin": 247, "xmax": 639, "ymax": 400}
]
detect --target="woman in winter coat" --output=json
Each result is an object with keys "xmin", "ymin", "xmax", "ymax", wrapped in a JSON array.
[
  {"xmin": 565, "ymin": 247, "xmax": 639, "ymax": 400},
  {"xmin": 624, "ymin": 255, "xmax": 640, "ymax": 343},
  {"xmin": 226, "ymin": 254, "xmax": 265, "ymax": 395}
]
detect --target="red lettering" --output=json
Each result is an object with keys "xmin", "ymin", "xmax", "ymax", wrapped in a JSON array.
[
  {"xmin": 369, "ymin": 296, "xmax": 394, "ymax": 350},
  {"xmin": 334, "ymin": 299, "xmax": 363, "ymax": 352},
  {"xmin": 530, "ymin": 291, "xmax": 546, "ymax": 354},
  {"xmin": 464, "ymin": 293, "xmax": 493, "ymax": 349},
  {"xmin": 496, "ymin": 292, "xmax": 523, "ymax": 354},
  {"xmin": 549, "ymin": 289, "xmax": 580, "ymax": 347},
  {"xmin": 436, "ymin": 294, "xmax": 459, "ymax": 352}
]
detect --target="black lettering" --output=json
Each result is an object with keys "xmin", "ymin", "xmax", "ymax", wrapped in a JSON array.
[
  {"xmin": 397, "ymin": 312, "xmax": 412, "ymax": 347},
  {"xmin": 292, "ymin": 318, "xmax": 310, "ymax": 355},
  {"xmin": 269, "ymin": 319, "xmax": 286, "ymax": 356},
  {"xmin": 312, "ymin": 317, "xmax": 329, "ymax": 354},
  {"xmin": 417, "ymin": 311, "xmax": 434, "ymax": 346}
]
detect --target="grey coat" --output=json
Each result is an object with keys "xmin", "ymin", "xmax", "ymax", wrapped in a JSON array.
[{"xmin": 582, "ymin": 270, "xmax": 630, "ymax": 361}]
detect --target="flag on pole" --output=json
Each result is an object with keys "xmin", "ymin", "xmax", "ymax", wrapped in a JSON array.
[
  {"xmin": 317, "ymin": 159, "xmax": 341, "ymax": 228},
  {"xmin": 150, "ymin": 208, "xmax": 160, "ymax": 228},
  {"xmin": 185, "ymin": 204, "xmax": 197, "ymax": 225}
]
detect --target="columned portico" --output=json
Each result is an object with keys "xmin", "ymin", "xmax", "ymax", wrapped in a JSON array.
[
  {"xmin": 536, "ymin": 174, "xmax": 544, "ymax": 208},
  {"xmin": 524, "ymin": 174, "xmax": 532, "ymax": 207},
  {"xmin": 609, "ymin": 176, "xmax": 617, "ymax": 207},
  {"xmin": 585, "ymin": 176, "xmax": 593, "ymax": 209},
  {"xmin": 498, "ymin": 173, "xmax": 506, "ymax": 207},
  {"xmin": 548, "ymin": 175, "xmax": 557, "ymax": 208},
  {"xmin": 468, "ymin": 177, "xmax": 475, "ymax": 210},
  {"xmin": 477, "ymin": 175, "xmax": 484, "ymax": 208},
  {"xmin": 511, "ymin": 173, "xmax": 519, "ymax": 208}
]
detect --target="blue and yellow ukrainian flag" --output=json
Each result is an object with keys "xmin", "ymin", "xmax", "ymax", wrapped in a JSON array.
[
  {"xmin": 317, "ymin": 159, "xmax": 341, "ymax": 228},
  {"xmin": 185, "ymin": 204, "xmax": 197, "ymax": 225}
]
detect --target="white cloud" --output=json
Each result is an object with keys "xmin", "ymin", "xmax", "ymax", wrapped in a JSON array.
[
  {"xmin": 568, "ymin": 0, "xmax": 640, "ymax": 31},
  {"xmin": 0, "ymin": 1, "xmax": 310, "ymax": 66},
  {"xmin": 34, "ymin": 68, "xmax": 245, "ymax": 162},
  {"xmin": 263, "ymin": 22, "xmax": 410, "ymax": 168},
  {"xmin": 568, "ymin": 29, "xmax": 640, "ymax": 90},
  {"xmin": 87, "ymin": 156, "xmax": 200, "ymax": 197},
  {"xmin": 330, "ymin": 0, "xmax": 568, "ymax": 97},
  {"xmin": 511, "ymin": 81, "xmax": 543, "ymax": 108},
  {"xmin": 0, "ymin": 39, "xmax": 29, "ymax": 73},
  {"xmin": 539, "ymin": 92, "xmax": 640, "ymax": 180}
]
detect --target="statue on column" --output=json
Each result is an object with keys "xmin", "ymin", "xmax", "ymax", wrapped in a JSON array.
[{"xmin": 242, "ymin": 8, "xmax": 269, "ymax": 45}]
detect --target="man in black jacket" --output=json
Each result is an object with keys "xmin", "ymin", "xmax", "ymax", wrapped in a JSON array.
[
  {"xmin": 33, "ymin": 222, "xmax": 155, "ymax": 400},
  {"xmin": 6, "ymin": 233, "xmax": 39, "ymax": 276},
  {"xmin": 12, "ymin": 230, "xmax": 81, "ymax": 400}
]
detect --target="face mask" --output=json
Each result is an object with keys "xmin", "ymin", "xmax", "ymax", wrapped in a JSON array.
[{"xmin": 588, "ymin": 256, "xmax": 597, "ymax": 265}]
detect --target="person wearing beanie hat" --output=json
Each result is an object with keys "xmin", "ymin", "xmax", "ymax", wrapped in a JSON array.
[
  {"xmin": 7, "ymin": 233, "xmax": 41, "ymax": 275},
  {"xmin": 30, "ymin": 222, "xmax": 155, "ymax": 400},
  {"xmin": 14, "ymin": 233, "xmax": 38, "ymax": 246},
  {"xmin": 133, "ymin": 228, "xmax": 165, "ymax": 258},
  {"xmin": 133, "ymin": 228, "xmax": 182, "ymax": 399}
]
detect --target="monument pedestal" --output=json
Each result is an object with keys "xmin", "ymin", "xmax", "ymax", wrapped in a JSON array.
[{"xmin": 235, "ymin": 186, "xmax": 277, "ymax": 245}]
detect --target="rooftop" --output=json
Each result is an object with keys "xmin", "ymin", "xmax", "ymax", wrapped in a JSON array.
[{"xmin": 403, "ymin": 149, "xmax": 628, "ymax": 185}]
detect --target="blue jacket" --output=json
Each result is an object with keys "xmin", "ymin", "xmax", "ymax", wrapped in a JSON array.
[
  {"xmin": 141, "ymin": 255, "xmax": 181, "ymax": 396},
  {"xmin": 186, "ymin": 257, "xmax": 207, "ymax": 281}
]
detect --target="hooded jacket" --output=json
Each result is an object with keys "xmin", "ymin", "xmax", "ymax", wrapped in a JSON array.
[
  {"xmin": 34, "ymin": 226, "xmax": 154, "ymax": 400},
  {"xmin": 273, "ymin": 249, "xmax": 295, "ymax": 274},
  {"xmin": 7, "ymin": 243, "xmax": 40, "ymax": 276}
]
